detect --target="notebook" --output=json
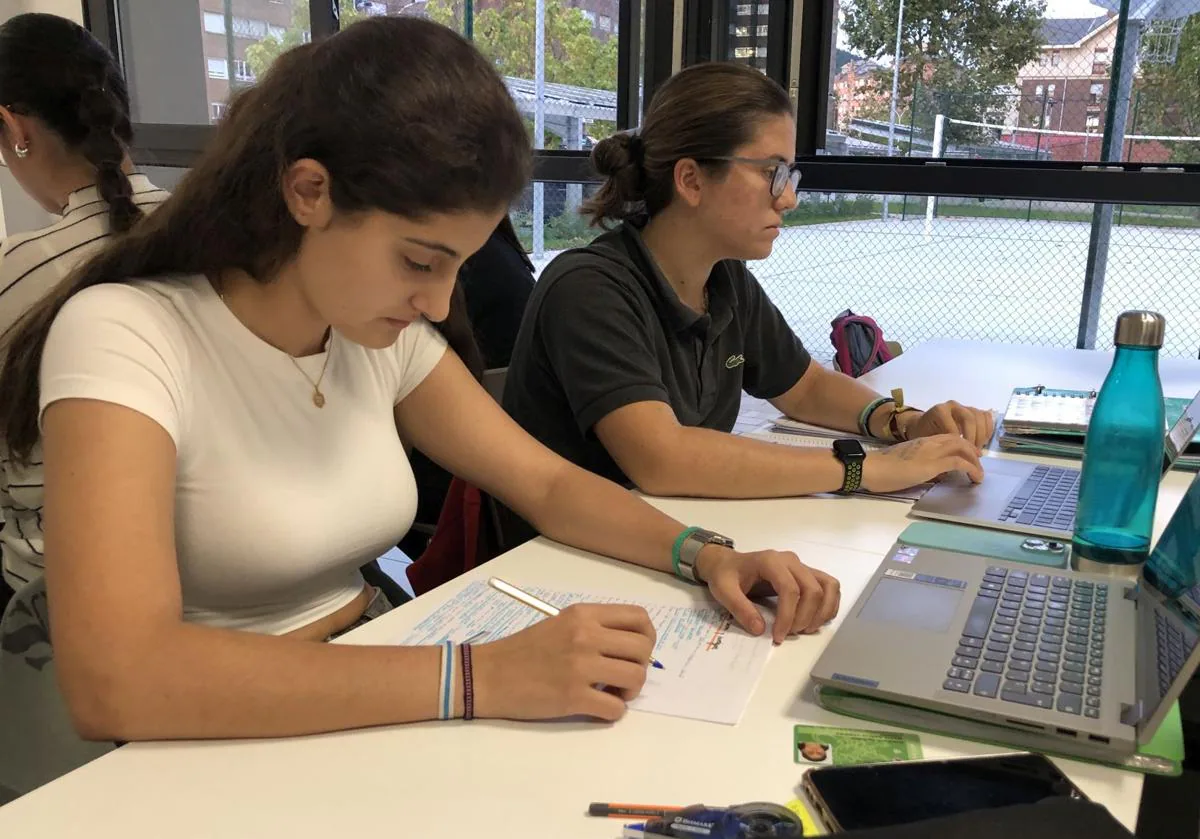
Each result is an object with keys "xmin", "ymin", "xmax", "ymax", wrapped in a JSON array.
[{"xmin": 999, "ymin": 386, "xmax": 1200, "ymax": 469}]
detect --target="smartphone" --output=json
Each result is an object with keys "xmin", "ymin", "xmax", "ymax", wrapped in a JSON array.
[{"xmin": 802, "ymin": 752, "xmax": 1088, "ymax": 833}]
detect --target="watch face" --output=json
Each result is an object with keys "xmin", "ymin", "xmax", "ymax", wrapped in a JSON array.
[{"xmin": 833, "ymin": 439, "xmax": 866, "ymax": 459}]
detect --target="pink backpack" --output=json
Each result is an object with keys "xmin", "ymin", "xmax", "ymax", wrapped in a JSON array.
[{"xmin": 830, "ymin": 309, "xmax": 894, "ymax": 377}]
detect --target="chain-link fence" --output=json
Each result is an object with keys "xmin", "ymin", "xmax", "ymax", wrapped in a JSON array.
[{"xmin": 751, "ymin": 192, "xmax": 1200, "ymax": 362}]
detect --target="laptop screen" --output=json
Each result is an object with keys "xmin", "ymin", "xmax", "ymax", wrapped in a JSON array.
[
  {"xmin": 1143, "ymin": 472, "xmax": 1200, "ymax": 604},
  {"xmin": 1164, "ymin": 392, "xmax": 1200, "ymax": 470}
]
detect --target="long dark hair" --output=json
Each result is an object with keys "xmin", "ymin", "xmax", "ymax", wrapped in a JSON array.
[
  {"xmin": 583, "ymin": 62, "xmax": 792, "ymax": 226},
  {"xmin": 0, "ymin": 13, "xmax": 140, "ymax": 232},
  {"xmin": 0, "ymin": 17, "xmax": 531, "ymax": 463}
]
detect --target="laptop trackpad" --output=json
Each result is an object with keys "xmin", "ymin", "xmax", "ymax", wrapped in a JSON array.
[
  {"xmin": 923, "ymin": 470, "xmax": 1025, "ymax": 515},
  {"xmin": 858, "ymin": 577, "xmax": 964, "ymax": 633}
]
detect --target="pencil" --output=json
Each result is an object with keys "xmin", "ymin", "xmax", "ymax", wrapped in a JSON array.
[
  {"xmin": 487, "ymin": 577, "xmax": 665, "ymax": 670},
  {"xmin": 588, "ymin": 802, "xmax": 684, "ymax": 818}
]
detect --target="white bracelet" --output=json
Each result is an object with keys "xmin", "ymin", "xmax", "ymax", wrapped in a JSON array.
[{"xmin": 437, "ymin": 641, "xmax": 456, "ymax": 720}]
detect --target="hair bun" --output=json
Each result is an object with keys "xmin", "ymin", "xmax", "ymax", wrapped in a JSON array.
[{"xmin": 591, "ymin": 131, "xmax": 642, "ymax": 178}]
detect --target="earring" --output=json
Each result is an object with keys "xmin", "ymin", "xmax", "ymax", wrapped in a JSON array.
[{"xmin": 13, "ymin": 142, "xmax": 28, "ymax": 159}]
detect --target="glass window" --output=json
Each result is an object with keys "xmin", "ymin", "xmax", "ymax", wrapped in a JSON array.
[
  {"xmin": 210, "ymin": 101, "xmax": 226, "ymax": 121},
  {"xmin": 119, "ymin": 1, "xmax": 307, "ymax": 126},
  {"xmin": 1086, "ymin": 114, "xmax": 1100, "ymax": 129},
  {"xmin": 420, "ymin": 0, "xmax": 622, "ymax": 144},
  {"xmin": 827, "ymin": 2, "xmax": 1197, "ymax": 166},
  {"xmin": 759, "ymin": 191, "xmax": 1200, "ymax": 360}
]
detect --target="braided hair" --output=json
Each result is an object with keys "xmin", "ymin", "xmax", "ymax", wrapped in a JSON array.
[{"xmin": 0, "ymin": 13, "xmax": 140, "ymax": 232}]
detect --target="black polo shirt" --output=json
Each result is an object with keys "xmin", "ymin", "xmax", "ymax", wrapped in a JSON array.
[{"xmin": 503, "ymin": 222, "xmax": 812, "ymax": 487}]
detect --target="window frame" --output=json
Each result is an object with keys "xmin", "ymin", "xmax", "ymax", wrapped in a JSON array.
[{"xmin": 85, "ymin": 0, "xmax": 667, "ymax": 187}]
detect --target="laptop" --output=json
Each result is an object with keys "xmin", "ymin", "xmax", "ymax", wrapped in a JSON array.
[
  {"xmin": 910, "ymin": 390, "xmax": 1200, "ymax": 540},
  {"xmin": 811, "ymin": 471, "xmax": 1200, "ymax": 762}
]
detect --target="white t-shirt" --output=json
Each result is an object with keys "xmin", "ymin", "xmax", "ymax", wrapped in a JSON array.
[
  {"xmin": 38, "ymin": 276, "xmax": 447, "ymax": 634},
  {"xmin": 1, "ymin": 175, "xmax": 170, "ymax": 591}
]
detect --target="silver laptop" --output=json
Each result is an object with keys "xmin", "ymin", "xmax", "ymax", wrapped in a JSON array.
[
  {"xmin": 811, "ymin": 471, "xmax": 1200, "ymax": 763},
  {"xmin": 910, "ymin": 390, "xmax": 1200, "ymax": 539}
]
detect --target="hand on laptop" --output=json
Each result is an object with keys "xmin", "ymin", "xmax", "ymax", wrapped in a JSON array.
[
  {"xmin": 696, "ymin": 546, "xmax": 841, "ymax": 644},
  {"xmin": 899, "ymin": 400, "xmax": 996, "ymax": 448},
  {"xmin": 862, "ymin": 434, "xmax": 985, "ymax": 492}
]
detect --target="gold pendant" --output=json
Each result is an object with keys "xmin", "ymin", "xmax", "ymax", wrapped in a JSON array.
[{"xmin": 312, "ymin": 390, "xmax": 326, "ymax": 408}]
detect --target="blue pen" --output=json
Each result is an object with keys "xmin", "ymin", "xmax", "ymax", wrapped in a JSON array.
[{"xmin": 488, "ymin": 577, "xmax": 665, "ymax": 670}]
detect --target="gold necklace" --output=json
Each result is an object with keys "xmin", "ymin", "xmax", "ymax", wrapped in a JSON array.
[
  {"xmin": 218, "ymin": 285, "xmax": 331, "ymax": 408},
  {"xmin": 289, "ymin": 350, "xmax": 332, "ymax": 409}
]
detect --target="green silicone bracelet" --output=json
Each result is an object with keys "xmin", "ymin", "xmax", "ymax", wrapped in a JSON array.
[{"xmin": 671, "ymin": 526, "xmax": 702, "ymax": 581}]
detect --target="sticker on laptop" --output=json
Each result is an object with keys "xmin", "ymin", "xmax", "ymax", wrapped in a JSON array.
[{"xmin": 892, "ymin": 546, "xmax": 920, "ymax": 564}]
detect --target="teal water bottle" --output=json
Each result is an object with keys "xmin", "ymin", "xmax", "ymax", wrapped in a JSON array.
[{"xmin": 1072, "ymin": 311, "xmax": 1166, "ymax": 574}]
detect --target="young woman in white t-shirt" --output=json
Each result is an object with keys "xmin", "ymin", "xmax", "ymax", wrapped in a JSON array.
[
  {"xmin": 0, "ymin": 13, "xmax": 169, "ymax": 600},
  {"xmin": 0, "ymin": 17, "xmax": 840, "ymax": 741}
]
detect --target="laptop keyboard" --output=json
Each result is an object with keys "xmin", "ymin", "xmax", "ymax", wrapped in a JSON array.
[
  {"xmin": 998, "ymin": 466, "xmax": 1080, "ymax": 531},
  {"xmin": 1155, "ymin": 612, "xmax": 1198, "ymax": 699},
  {"xmin": 944, "ymin": 567, "xmax": 1108, "ymax": 719}
]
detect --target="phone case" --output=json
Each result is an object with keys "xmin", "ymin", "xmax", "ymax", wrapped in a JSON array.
[{"xmin": 897, "ymin": 521, "xmax": 1070, "ymax": 569}]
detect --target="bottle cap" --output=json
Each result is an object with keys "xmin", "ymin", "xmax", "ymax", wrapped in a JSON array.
[{"xmin": 1113, "ymin": 310, "xmax": 1165, "ymax": 348}]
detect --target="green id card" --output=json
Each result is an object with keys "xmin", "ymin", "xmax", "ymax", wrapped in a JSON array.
[{"xmin": 794, "ymin": 724, "xmax": 923, "ymax": 766}]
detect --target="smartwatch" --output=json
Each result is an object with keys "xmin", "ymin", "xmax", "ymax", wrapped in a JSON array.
[
  {"xmin": 833, "ymin": 439, "xmax": 867, "ymax": 495},
  {"xmin": 675, "ymin": 528, "xmax": 736, "ymax": 584}
]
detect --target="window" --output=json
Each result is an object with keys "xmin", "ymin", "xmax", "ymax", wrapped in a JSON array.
[
  {"xmin": 119, "ymin": 1, "xmax": 304, "ymax": 125},
  {"xmin": 735, "ymin": 4, "xmax": 770, "ymax": 14},
  {"xmin": 734, "ymin": 46, "xmax": 768, "ymax": 59},
  {"xmin": 1090, "ymin": 82, "xmax": 1104, "ymax": 104},
  {"xmin": 209, "ymin": 59, "xmax": 254, "ymax": 82},
  {"xmin": 1035, "ymin": 84, "xmax": 1043, "ymax": 96},
  {"xmin": 1047, "ymin": 84, "xmax": 1055, "ymax": 97},
  {"xmin": 210, "ymin": 102, "xmax": 226, "ymax": 121},
  {"xmin": 391, "ymin": 0, "xmax": 623, "ymax": 145},
  {"xmin": 1051, "ymin": 50, "xmax": 1061, "ymax": 66},
  {"xmin": 1086, "ymin": 115, "xmax": 1100, "ymax": 129}
]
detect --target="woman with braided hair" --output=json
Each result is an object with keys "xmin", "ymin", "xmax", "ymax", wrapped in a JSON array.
[{"xmin": 0, "ymin": 12, "xmax": 168, "ymax": 599}]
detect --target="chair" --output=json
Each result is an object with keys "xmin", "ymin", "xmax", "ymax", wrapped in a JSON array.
[
  {"xmin": 481, "ymin": 366, "xmax": 508, "ymax": 404},
  {"xmin": 0, "ymin": 577, "xmax": 114, "ymax": 801}
]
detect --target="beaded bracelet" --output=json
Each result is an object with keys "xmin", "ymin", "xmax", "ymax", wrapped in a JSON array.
[{"xmin": 461, "ymin": 643, "xmax": 475, "ymax": 722}]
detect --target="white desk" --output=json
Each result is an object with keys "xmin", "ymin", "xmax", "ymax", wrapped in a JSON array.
[{"xmin": 2, "ymin": 340, "xmax": 1198, "ymax": 837}]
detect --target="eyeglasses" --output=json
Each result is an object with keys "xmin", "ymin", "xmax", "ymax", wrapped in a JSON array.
[{"xmin": 703, "ymin": 157, "xmax": 802, "ymax": 199}]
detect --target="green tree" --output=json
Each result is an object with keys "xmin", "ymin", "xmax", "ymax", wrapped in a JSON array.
[
  {"xmin": 244, "ymin": 0, "xmax": 367, "ymax": 80},
  {"xmin": 428, "ymin": 0, "xmax": 618, "ymax": 142},
  {"xmin": 426, "ymin": 0, "xmax": 618, "ymax": 89},
  {"xmin": 1139, "ymin": 14, "xmax": 1200, "ymax": 164},
  {"xmin": 842, "ymin": 0, "xmax": 1046, "ymax": 143}
]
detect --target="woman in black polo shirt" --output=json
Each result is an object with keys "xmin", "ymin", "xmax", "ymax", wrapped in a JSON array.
[{"xmin": 504, "ymin": 62, "xmax": 993, "ymax": 502}]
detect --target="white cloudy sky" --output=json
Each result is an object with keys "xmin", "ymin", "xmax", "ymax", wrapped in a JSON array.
[{"xmin": 1047, "ymin": 0, "xmax": 1108, "ymax": 15}]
